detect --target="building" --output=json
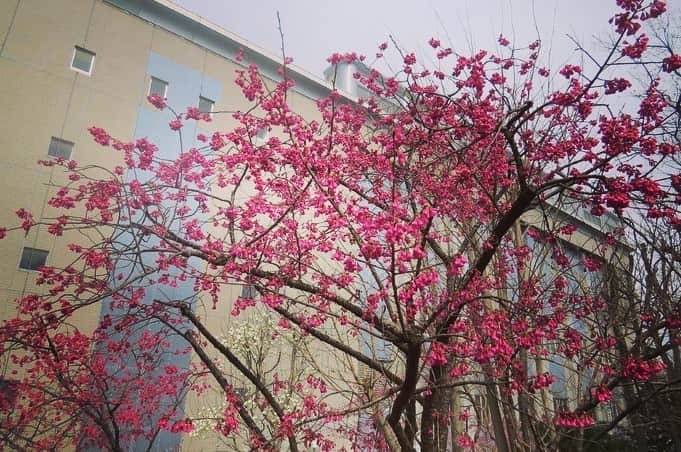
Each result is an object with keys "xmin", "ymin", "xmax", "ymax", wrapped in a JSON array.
[
  {"xmin": 0, "ymin": 1, "xmax": 636, "ymax": 450},
  {"xmin": 0, "ymin": 1, "xmax": 358, "ymax": 450}
]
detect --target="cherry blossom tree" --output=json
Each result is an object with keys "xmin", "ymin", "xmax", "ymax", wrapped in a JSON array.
[{"xmin": 1, "ymin": 0, "xmax": 680, "ymax": 451}]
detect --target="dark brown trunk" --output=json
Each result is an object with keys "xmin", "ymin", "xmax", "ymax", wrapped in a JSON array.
[{"xmin": 421, "ymin": 365, "xmax": 451, "ymax": 452}]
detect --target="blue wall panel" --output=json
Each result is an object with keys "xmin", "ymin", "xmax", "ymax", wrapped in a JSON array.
[{"xmin": 90, "ymin": 52, "xmax": 222, "ymax": 452}]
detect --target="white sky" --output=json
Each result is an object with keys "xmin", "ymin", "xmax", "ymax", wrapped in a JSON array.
[{"xmin": 174, "ymin": 0, "xmax": 625, "ymax": 77}]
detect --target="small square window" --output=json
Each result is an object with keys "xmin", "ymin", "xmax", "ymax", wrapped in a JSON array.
[
  {"xmin": 241, "ymin": 284, "xmax": 258, "ymax": 299},
  {"xmin": 256, "ymin": 127, "xmax": 269, "ymax": 142},
  {"xmin": 198, "ymin": 96, "xmax": 214, "ymax": 115},
  {"xmin": 71, "ymin": 46, "xmax": 95, "ymax": 75},
  {"xmin": 0, "ymin": 377, "xmax": 18, "ymax": 410},
  {"xmin": 149, "ymin": 76, "xmax": 168, "ymax": 97},
  {"xmin": 48, "ymin": 137, "xmax": 74, "ymax": 159},
  {"xmin": 553, "ymin": 397, "xmax": 569, "ymax": 413},
  {"xmin": 19, "ymin": 247, "xmax": 49, "ymax": 271},
  {"xmin": 233, "ymin": 387, "xmax": 248, "ymax": 399}
]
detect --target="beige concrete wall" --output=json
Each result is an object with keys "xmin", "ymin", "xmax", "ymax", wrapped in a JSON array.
[
  {"xmin": 3, "ymin": 2, "xmax": 623, "ymax": 443},
  {"xmin": 0, "ymin": 0, "xmax": 151, "ymax": 330},
  {"xmin": 0, "ymin": 1, "xmax": 150, "ymax": 447},
  {"xmin": 1, "ymin": 0, "xmax": 364, "ymax": 449},
  {"xmin": 0, "ymin": 1, "xmax": 20, "ymax": 47}
]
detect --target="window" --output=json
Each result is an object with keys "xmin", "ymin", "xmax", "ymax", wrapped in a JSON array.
[
  {"xmin": 198, "ymin": 96, "xmax": 214, "ymax": 115},
  {"xmin": 256, "ymin": 127, "xmax": 269, "ymax": 142},
  {"xmin": 233, "ymin": 386, "xmax": 248, "ymax": 399},
  {"xmin": 71, "ymin": 46, "xmax": 95, "ymax": 75},
  {"xmin": 149, "ymin": 76, "xmax": 168, "ymax": 97},
  {"xmin": 48, "ymin": 137, "xmax": 74, "ymax": 159},
  {"xmin": 473, "ymin": 394, "xmax": 487, "ymax": 425},
  {"xmin": 241, "ymin": 284, "xmax": 258, "ymax": 299},
  {"xmin": 357, "ymin": 411, "xmax": 376, "ymax": 439},
  {"xmin": 0, "ymin": 377, "xmax": 18, "ymax": 410},
  {"xmin": 553, "ymin": 397, "xmax": 569, "ymax": 413},
  {"xmin": 605, "ymin": 399, "xmax": 621, "ymax": 421},
  {"xmin": 546, "ymin": 340, "xmax": 559, "ymax": 354},
  {"xmin": 19, "ymin": 247, "xmax": 49, "ymax": 271}
]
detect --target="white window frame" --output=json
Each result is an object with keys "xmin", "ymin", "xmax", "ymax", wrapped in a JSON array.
[
  {"xmin": 70, "ymin": 46, "xmax": 95, "ymax": 76},
  {"xmin": 48, "ymin": 137, "xmax": 74, "ymax": 160},
  {"xmin": 148, "ymin": 76, "xmax": 168, "ymax": 98},
  {"xmin": 198, "ymin": 96, "xmax": 214, "ymax": 116},
  {"xmin": 255, "ymin": 126, "xmax": 269, "ymax": 144}
]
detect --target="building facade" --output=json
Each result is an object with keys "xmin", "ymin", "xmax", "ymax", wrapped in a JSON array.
[
  {"xmin": 0, "ymin": 1, "xmax": 351, "ymax": 450},
  {"xmin": 0, "ymin": 1, "xmax": 634, "ymax": 450}
]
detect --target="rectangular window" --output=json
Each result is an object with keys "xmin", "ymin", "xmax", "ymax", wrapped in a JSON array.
[
  {"xmin": 241, "ymin": 284, "xmax": 258, "ymax": 299},
  {"xmin": 546, "ymin": 340, "xmax": 559, "ymax": 355},
  {"xmin": 198, "ymin": 96, "xmax": 214, "ymax": 115},
  {"xmin": 607, "ymin": 399, "xmax": 621, "ymax": 421},
  {"xmin": 357, "ymin": 411, "xmax": 376, "ymax": 441},
  {"xmin": 19, "ymin": 247, "xmax": 49, "ymax": 271},
  {"xmin": 149, "ymin": 76, "xmax": 168, "ymax": 97},
  {"xmin": 233, "ymin": 386, "xmax": 248, "ymax": 399},
  {"xmin": 553, "ymin": 397, "xmax": 569, "ymax": 413},
  {"xmin": 48, "ymin": 137, "xmax": 74, "ymax": 159},
  {"xmin": 0, "ymin": 377, "xmax": 18, "ymax": 410},
  {"xmin": 256, "ymin": 127, "xmax": 269, "ymax": 142},
  {"xmin": 71, "ymin": 46, "xmax": 95, "ymax": 75},
  {"xmin": 473, "ymin": 394, "xmax": 487, "ymax": 425}
]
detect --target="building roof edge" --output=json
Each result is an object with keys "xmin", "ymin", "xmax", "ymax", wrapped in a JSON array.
[{"xmin": 103, "ymin": 0, "xmax": 358, "ymax": 102}]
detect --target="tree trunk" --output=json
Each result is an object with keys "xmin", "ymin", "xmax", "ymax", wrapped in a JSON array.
[
  {"xmin": 512, "ymin": 222, "xmax": 539, "ymax": 450},
  {"xmin": 450, "ymin": 392, "xmax": 463, "ymax": 452},
  {"xmin": 517, "ymin": 353, "xmax": 535, "ymax": 451},
  {"xmin": 485, "ymin": 374, "xmax": 510, "ymax": 452},
  {"xmin": 421, "ymin": 365, "xmax": 451, "ymax": 452},
  {"xmin": 405, "ymin": 399, "xmax": 417, "ymax": 448},
  {"xmin": 500, "ymin": 382, "xmax": 519, "ymax": 452}
]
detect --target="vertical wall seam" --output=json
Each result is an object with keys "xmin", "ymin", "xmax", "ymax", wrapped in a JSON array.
[
  {"xmin": 0, "ymin": 0, "xmax": 21, "ymax": 57},
  {"xmin": 83, "ymin": 0, "xmax": 97, "ymax": 43}
]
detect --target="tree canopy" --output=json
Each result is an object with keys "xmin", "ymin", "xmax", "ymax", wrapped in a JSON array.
[{"xmin": 1, "ymin": 1, "xmax": 680, "ymax": 450}]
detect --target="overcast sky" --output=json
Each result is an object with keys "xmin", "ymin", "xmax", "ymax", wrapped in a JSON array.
[{"xmin": 172, "ymin": 0, "xmax": 631, "ymax": 77}]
